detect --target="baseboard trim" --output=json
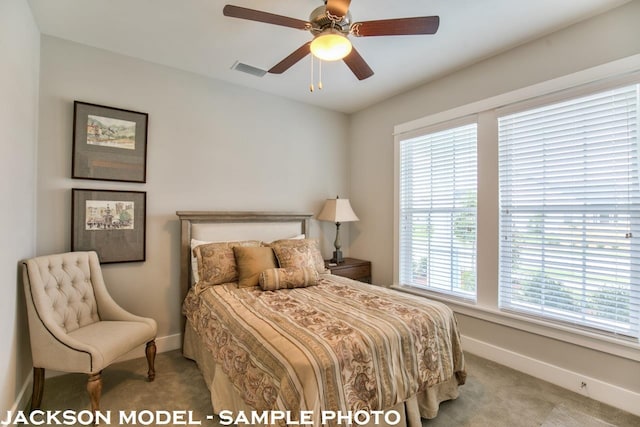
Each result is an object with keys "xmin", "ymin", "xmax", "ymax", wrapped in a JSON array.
[
  {"xmin": 7, "ymin": 333, "xmax": 183, "ymax": 425},
  {"xmin": 461, "ymin": 334, "xmax": 640, "ymax": 417},
  {"xmin": 4, "ymin": 371, "xmax": 33, "ymax": 424},
  {"xmin": 114, "ymin": 332, "xmax": 183, "ymax": 363}
]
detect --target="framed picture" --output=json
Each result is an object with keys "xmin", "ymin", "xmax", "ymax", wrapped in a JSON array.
[
  {"xmin": 72, "ymin": 189, "xmax": 146, "ymax": 263},
  {"xmin": 72, "ymin": 101, "xmax": 148, "ymax": 183}
]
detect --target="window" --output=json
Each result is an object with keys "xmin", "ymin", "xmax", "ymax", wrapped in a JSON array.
[
  {"xmin": 498, "ymin": 84, "xmax": 640, "ymax": 339},
  {"xmin": 395, "ymin": 62, "xmax": 640, "ymax": 351},
  {"xmin": 398, "ymin": 121, "xmax": 477, "ymax": 300}
]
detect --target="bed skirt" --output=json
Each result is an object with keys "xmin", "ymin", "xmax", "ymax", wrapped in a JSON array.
[{"xmin": 183, "ymin": 320, "xmax": 460, "ymax": 427}]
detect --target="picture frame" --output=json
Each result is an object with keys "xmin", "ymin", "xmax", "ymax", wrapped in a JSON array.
[
  {"xmin": 72, "ymin": 189, "xmax": 146, "ymax": 263},
  {"xmin": 72, "ymin": 101, "xmax": 148, "ymax": 183}
]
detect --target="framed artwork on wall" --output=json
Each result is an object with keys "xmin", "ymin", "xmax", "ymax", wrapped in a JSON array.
[
  {"xmin": 72, "ymin": 188, "xmax": 146, "ymax": 263},
  {"xmin": 72, "ymin": 101, "xmax": 148, "ymax": 183}
]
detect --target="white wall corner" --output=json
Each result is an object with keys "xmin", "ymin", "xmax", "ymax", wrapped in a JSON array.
[{"xmin": 3, "ymin": 373, "xmax": 33, "ymax": 426}]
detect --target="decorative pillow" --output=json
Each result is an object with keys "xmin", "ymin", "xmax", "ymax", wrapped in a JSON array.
[
  {"xmin": 268, "ymin": 239, "xmax": 327, "ymax": 274},
  {"xmin": 233, "ymin": 246, "xmax": 278, "ymax": 288},
  {"xmin": 259, "ymin": 267, "xmax": 319, "ymax": 291},
  {"xmin": 193, "ymin": 240, "xmax": 261, "ymax": 287}
]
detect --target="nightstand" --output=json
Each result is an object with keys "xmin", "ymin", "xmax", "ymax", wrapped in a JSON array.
[{"xmin": 325, "ymin": 258, "xmax": 371, "ymax": 283}]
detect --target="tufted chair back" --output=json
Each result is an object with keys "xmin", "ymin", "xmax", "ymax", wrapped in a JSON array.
[{"xmin": 26, "ymin": 251, "xmax": 100, "ymax": 333}]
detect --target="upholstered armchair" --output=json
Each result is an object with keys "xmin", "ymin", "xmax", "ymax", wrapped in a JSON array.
[{"xmin": 22, "ymin": 251, "xmax": 157, "ymax": 415}]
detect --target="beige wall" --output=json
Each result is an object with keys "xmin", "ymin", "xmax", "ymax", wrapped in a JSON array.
[
  {"xmin": 0, "ymin": 0, "xmax": 40, "ymax": 414},
  {"xmin": 349, "ymin": 0, "xmax": 640, "ymax": 396},
  {"xmin": 36, "ymin": 36, "xmax": 350, "ymax": 342}
]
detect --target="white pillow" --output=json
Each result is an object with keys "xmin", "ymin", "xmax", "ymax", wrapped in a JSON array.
[
  {"xmin": 190, "ymin": 238, "xmax": 210, "ymax": 283},
  {"xmin": 265, "ymin": 233, "xmax": 305, "ymax": 244}
]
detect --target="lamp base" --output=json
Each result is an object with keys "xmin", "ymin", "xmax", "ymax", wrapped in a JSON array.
[{"xmin": 331, "ymin": 250, "xmax": 344, "ymax": 264}]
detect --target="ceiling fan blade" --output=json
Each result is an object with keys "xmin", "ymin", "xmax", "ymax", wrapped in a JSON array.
[
  {"xmin": 326, "ymin": 0, "xmax": 351, "ymax": 18},
  {"xmin": 223, "ymin": 5, "xmax": 309, "ymax": 30},
  {"xmin": 343, "ymin": 47, "xmax": 374, "ymax": 80},
  {"xmin": 268, "ymin": 42, "xmax": 311, "ymax": 74},
  {"xmin": 351, "ymin": 16, "xmax": 440, "ymax": 37}
]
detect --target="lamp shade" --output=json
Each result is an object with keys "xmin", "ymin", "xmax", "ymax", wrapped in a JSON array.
[{"xmin": 317, "ymin": 198, "xmax": 359, "ymax": 223}]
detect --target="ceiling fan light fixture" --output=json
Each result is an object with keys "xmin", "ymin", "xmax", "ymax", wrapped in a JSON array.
[{"xmin": 310, "ymin": 29, "xmax": 352, "ymax": 61}]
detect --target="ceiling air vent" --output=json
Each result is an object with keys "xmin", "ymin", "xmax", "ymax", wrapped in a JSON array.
[{"xmin": 231, "ymin": 61, "xmax": 267, "ymax": 77}]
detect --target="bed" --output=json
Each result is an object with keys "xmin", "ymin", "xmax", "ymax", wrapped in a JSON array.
[{"xmin": 177, "ymin": 211, "xmax": 466, "ymax": 427}]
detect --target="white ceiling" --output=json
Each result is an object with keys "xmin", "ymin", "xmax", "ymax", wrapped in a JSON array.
[{"xmin": 27, "ymin": 0, "xmax": 629, "ymax": 114}]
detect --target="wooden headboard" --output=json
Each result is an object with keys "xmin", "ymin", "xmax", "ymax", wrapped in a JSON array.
[{"xmin": 176, "ymin": 211, "xmax": 312, "ymax": 297}]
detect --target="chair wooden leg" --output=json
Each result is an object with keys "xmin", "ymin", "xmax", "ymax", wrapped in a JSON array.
[
  {"xmin": 29, "ymin": 367, "xmax": 45, "ymax": 412},
  {"xmin": 146, "ymin": 340, "xmax": 156, "ymax": 381},
  {"xmin": 87, "ymin": 372, "xmax": 102, "ymax": 415}
]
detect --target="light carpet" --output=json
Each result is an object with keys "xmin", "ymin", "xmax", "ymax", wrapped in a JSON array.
[
  {"xmin": 541, "ymin": 404, "xmax": 616, "ymax": 427},
  {"xmin": 26, "ymin": 350, "xmax": 639, "ymax": 427}
]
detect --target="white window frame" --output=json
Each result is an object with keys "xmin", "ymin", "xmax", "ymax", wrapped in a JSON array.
[
  {"xmin": 393, "ymin": 54, "xmax": 640, "ymax": 361},
  {"xmin": 497, "ymin": 83, "xmax": 640, "ymax": 341},
  {"xmin": 396, "ymin": 117, "xmax": 478, "ymax": 301}
]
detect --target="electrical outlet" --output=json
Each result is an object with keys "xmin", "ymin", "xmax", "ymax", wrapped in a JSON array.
[{"xmin": 577, "ymin": 379, "xmax": 589, "ymax": 395}]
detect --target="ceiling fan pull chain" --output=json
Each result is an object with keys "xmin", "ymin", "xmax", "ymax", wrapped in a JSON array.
[
  {"xmin": 310, "ymin": 54, "xmax": 315, "ymax": 92},
  {"xmin": 318, "ymin": 59, "xmax": 323, "ymax": 90}
]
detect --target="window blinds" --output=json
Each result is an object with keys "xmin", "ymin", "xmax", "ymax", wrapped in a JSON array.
[
  {"xmin": 498, "ymin": 84, "xmax": 640, "ymax": 339},
  {"xmin": 399, "ymin": 122, "xmax": 477, "ymax": 299}
]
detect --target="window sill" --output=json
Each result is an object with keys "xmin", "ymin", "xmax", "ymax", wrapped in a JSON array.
[{"xmin": 391, "ymin": 284, "xmax": 640, "ymax": 362}]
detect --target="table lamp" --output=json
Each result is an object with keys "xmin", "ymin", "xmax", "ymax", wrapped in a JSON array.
[{"xmin": 317, "ymin": 196, "xmax": 359, "ymax": 263}]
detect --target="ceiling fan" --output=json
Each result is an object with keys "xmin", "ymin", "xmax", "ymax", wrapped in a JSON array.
[{"xmin": 223, "ymin": 0, "xmax": 440, "ymax": 81}]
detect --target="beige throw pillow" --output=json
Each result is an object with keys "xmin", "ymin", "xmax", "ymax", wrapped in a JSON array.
[
  {"xmin": 234, "ymin": 246, "xmax": 278, "ymax": 288},
  {"xmin": 268, "ymin": 239, "xmax": 327, "ymax": 274}
]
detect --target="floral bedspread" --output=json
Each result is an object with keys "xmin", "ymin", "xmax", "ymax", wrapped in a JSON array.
[{"xmin": 183, "ymin": 275, "xmax": 466, "ymax": 424}]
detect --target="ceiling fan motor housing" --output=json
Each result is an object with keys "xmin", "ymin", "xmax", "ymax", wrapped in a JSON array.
[{"xmin": 309, "ymin": 5, "xmax": 351, "ymax": 35}]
